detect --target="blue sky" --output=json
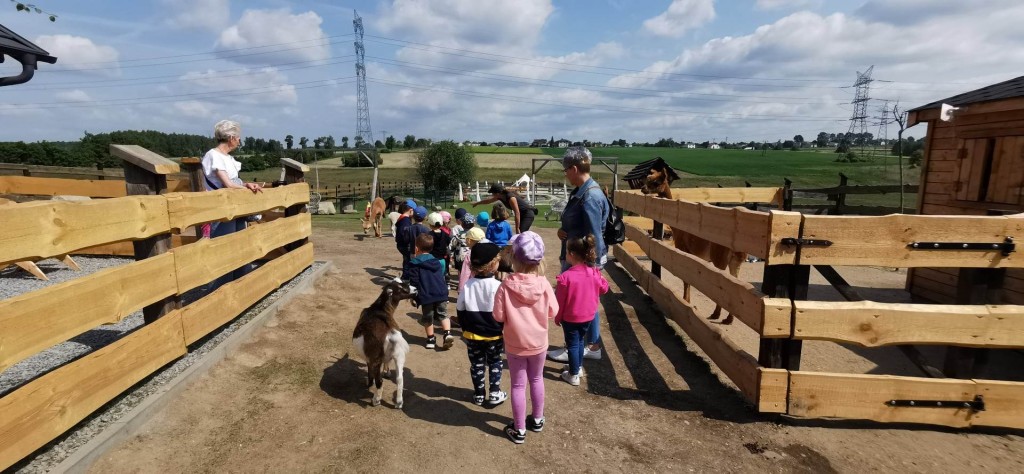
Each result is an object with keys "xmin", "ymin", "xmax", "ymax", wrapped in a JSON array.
[{"xmin": 2, "ymin": 0, "xmax": 1022, "ymax": 144}]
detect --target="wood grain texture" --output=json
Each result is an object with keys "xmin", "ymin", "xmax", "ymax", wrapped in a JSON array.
[
  {"xmin": 791, "ymin": 300, "xmax": 1024, "ymax": 348},
  {"xmin": 787, "ymin": 371, "xmax": 978, "ymax": 427},
  {"xmin": 612, "ymin": 244, "xmax": 760, "ymax": 403},
  {"xmin": 0, "ymin": 253, "xmax": 177, "ymax": 372},
  {"xmin": 181, "ymin": 243, "xmax": 313, "ymax": 344},
  {"xmin": 618, "ymin": 187, "xmax": 782, "ymax": 205},
  {"xmin": 280, "ymin": 158, "xmax": 310, "ymax": 173},
  {"xmin": 0, "ymin": 196, "xmax": 171, "ymax": 267},
  {"xmin": 164, "ymin": 183, "xmax": 309, "ymax": 230},
  {"xmin": 625, "ymin": 223, "xmax": 767, "ymax": 333},
  {"xmin": 972, "ymin": 379, "xmax": 1024, "ymax": 428},
  {"xmin": 0, "ymin": 312, "xmax": 186, "ymax": 471},
  {"xmin": 0, "ymin": 176, "xmax": 125, "ymax": 198},
  {"xmin": 109, "ymin": 144, "xmax": 180, "ymax": 175},
  {"xmin": 798, "ymin": 213, "xmax": 1024, "ymax": 267},
  {"xmin": 758, "ymin": 368, "xmax": 789, "ymax": 413},
  {"xmin": 766, "ymin": 210, "xmax": 801, "ymax": 265},
  {"xmin": 171, "ymin": 213, "xmax": 312, "ymax": 292}
]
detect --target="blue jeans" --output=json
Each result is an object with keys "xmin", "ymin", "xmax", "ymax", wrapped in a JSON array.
[
  {"xmin": 560, "ymin": 260, "xmax": 602, "ymax": 347},
  {"xmin": 208, "ymin": 218, "xmax": 252, "ymax": 292},
  {"xmin": 562, "ymin": 321, "xmax": 590, "ymax": 375}
]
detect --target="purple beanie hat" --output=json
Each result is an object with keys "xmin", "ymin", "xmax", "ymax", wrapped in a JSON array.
[{"xmin": 510, "ymin": 231, "xmax": 545, "ymax": 265}]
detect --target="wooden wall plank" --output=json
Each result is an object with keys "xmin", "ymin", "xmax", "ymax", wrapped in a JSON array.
[
  {"xmin": 766, "ymin": 210, "xmax": 801, "ymax": 265},
  {"xmin": 787, "ymin": 371, "xmax": 977, "ymax": 427},
  {"xmin": 171, "ymin": 213, "xmax": 312, "ymax": 292},
  {"xmin": 0, "ymin": 176, "xmax": 125, "ymax": 198},
  {"xmin": 798, "ymin": 214, "xmax": 1024, "ymax": 267},
  {"xmin": 619, "ymin": 187, "xmax": 783, "ymax": 205},
  {"xmin": 181, "ymin": 243, "xmax": 313, "ymax": 344},
  {"xmin": 0, "ymin": 254, "xmax": 177, "ymax": 372},
  {"xmin": 973, "ymin": 380, "xmax": 1024, "ymax": 428},
  {"xmin": 109, "ymin": 144, "xmax": 180, "ymax": 175},
  {"xmin": 0, "ymin": 196, "xmax": 171, "ymax": 267},
  {"xmin": 625, "ymin": 223, "xmax": 768, "ymax": 333},
  {"xmin": 612, "ymin": 244, "xmax": 760, "ymax": 403},
  {"xmin": 792, "ymin": 300, "xmax": 1024, "ymax": 348},
  {"xmin": 620, "ymin": 195, "xmax": 772, "ymax": 258},
  {"xmin": 758, "ymin": 368, "xmax": 789, "ymax": 414},
  {"xmin": 0, "ymin": 312, "xmax": 186, "ymax": 471},
  {"xmin": 164, "ymin": 183, "xmax": 310, "ymax": 230}
]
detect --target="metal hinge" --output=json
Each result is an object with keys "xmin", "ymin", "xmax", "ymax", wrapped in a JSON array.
[
  {"xmin": 780, "ymin": 238, "xmax": 833, "ymax": 247},
  {"xmin": 907, "ymin": 237, "xmax": 1015, "ymax": 256},
  {"xmin": 886, "ymin": 395, "xmax": 985, "ymax": 411}
]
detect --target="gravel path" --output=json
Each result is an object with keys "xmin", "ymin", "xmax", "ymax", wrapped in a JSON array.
[{"xmin": 1, "ymin": 258, "xmax": 324, "ymax": 473}]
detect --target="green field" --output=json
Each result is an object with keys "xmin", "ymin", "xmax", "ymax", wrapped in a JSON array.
[{"xmin": 467, "ymin": 146, "xmax": 543, "ymax": 154}]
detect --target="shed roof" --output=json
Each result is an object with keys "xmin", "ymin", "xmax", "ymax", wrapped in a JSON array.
[
  {"xmin": 908, "ymin": 75, "xmax": 1024, "ymax": 112},
  {"xmin": 0, "ymin": 23, "xmax": 57, "ymax": 63}
]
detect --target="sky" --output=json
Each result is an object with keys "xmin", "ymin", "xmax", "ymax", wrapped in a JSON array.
[{"xmin": 1, "ymin": 0, "xmax": 1022, "ymax": 144}]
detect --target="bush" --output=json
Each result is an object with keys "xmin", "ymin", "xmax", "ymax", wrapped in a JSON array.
[
  {"xmin": 908, "ymin": 149, "xmax": 923, "ymax": 168},
  {"xmin": 417, "ymin": 140, "xmax": 476, "ymax": 191}
]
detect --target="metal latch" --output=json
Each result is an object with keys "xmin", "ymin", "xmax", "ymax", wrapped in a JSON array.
[
  {"xmin": 780, "ymin": 238, "xmax": 832, "ymax": 247},
  {"xmin": 907, "ymin": 237, "xmax": 1015, "ymax": 256},
  {"xmin": 886, "ymin": 395, "xmax": 985, "ymax": 411}
]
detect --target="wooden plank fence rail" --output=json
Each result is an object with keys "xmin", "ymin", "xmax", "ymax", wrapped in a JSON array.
[
  {"xmin": 165, "ymin": 185, "xmax": 309, "ymax": 230},
  {"xmin": 613, "ymin": 243, "xmax": 761, "ymax": 403},
  {"xmin": 0, "ymin": 163, "xmax": 125, "ymax": 179},
  {"xmin": 791, "ymin": 300, "xmax": 1024, "ymax": 348},
  {"xmin": 0, "ymin": 175, "xmax": 190, "ymax": 198},
  {"xmin": 618, "ymin": 187, "xmax": 783, "ymax": 206}
]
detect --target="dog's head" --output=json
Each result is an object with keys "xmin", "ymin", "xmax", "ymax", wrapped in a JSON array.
[
  {"xmin": 640, "ymin": 159, "xmax": 677, "ymax": 195},
  {"xmin": 384, "ymin": 277, "xmax": 417, "ymax": 301}
]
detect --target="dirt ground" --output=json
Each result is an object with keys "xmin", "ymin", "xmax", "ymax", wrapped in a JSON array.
[{"xmin": 93, "ymin": 227, "xmax": 1024, "ymax": 473}]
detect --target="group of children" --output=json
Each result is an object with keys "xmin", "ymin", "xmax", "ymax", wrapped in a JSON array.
[{"xmin": 391, "ymin": 201, "xmax": 609, "ymax": 444}]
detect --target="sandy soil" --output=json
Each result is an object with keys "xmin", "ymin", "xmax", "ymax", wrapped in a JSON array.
[{"xmin": 92, "ymin": 227, "xmax": 1024, "ymax": 473}]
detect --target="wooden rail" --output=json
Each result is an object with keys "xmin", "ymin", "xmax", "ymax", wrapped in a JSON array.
[
  {"xmin": 0, "ymin": 175, "xmax": 313, "ymax": 470},
  {"xmin": 0, "ymin": 175, "xmax": 190, "ymax": 198}
]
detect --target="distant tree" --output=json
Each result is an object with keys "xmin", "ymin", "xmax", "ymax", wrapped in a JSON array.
[
  {"xmin": 324, "ymin": 135, "xmax": 335, "ymax": 149},
  {"xmin": 313, "ymin": 137, "xmax": 322, "ymax": 149},
  {"xmin": 480, "ymin": 141, "xmax": 489, "ymax": 147},
  {"xmin": 341, "ymin": 136, "xmax": 349, "ymax": 148},
  {"xmin": 374, "ymin": 139, "xmax": 384, "ymax": 148},
  {"xmin": 299, "ymin": 136, "xmax": 308, "ymax": 149},
  {"xmin": 385, "ymin": 135, "xmax": 396, "ymax": 150},
  {"xmin": 285, "ymin": 135, "xmax": 293, "ymax": 150},
  {"xmin": 908, "ymin": 149, "xmax": 924, "ymax": 168},
  {"xmin": 783, "ymin": 140, "xmax": 795, "ymax": 149},
  {"xmin": 549, "ymin": 136, "xmax": 555, "ymax": 147},
  {"xmin": 11, "ymin": 2, "xmax": 57, "ymax": 21},
  {"xmin": 414, "ymin": 138, "xmax": 429, "ymax": 148},
  {"xmin": 793, "ymin": 135, "xmax": 804, "ymax": 145},
  {"xmin": 417, "ymin": 140, "xmax": 477, "ymax": 191},
  {"xmin": 404, "ymin": 134, "xmax": 416, "ymax": 149},
  {"xmin": 815, "ymin": 132, "xmax": 828, "ymax": 147}
]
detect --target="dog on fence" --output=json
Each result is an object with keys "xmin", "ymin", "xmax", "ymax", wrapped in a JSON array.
[
  {"xmin": 361, "ymin": 197, "xmax": 387, "ymax": 238},
  {"xmin": 640, "ymin": 161, "xmax": 746, "ymax": 324},
  {"xmin": 352, "ymin": 278, "xmax": 415, "ymax": 408}
]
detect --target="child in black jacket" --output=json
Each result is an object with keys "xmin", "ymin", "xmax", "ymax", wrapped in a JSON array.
[
  {"xmin": 456, "ymin": 242, "xmax": 506, "ymax": 406},
  {"xmin": 403, "ymin": 233, "xmax": 453, "ymax": 350}
]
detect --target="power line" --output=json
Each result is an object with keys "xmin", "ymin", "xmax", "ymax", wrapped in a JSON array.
[{"xmin": 54, "ymin": 34, "xmax": 355, "ymax": 66}]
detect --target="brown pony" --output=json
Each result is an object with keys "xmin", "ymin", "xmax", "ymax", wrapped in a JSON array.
[
  {"xmin": 640, "ymin": 162, "xmax": 746, "ymax": 324},
  {"xmin": 361, "ymin": 197, "xmax": 387, "ymax": 238}
]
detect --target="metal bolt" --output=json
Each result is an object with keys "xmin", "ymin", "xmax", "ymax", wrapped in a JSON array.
[
  {"xmin": 963, "ymin": 244, "xmax": 969, "ymax": 248},
  {"xmin": 909, "ymin": 401, "xmax": 915, "ymax": 406},
  {"xmin": 993, "ymin": 244, "xmax": 1000, "ymax": 249},
  {"xmin": 912, "ymin": 243, "xmax": 919, "ymax": 248},
  {"xmin": 964, "ymin": 402, "xmax": 971, "ymax": 408},
  {"xmin": 933, "ymin": 243, "xmax": 940, "ymax": 248},
  {"xmin": 936, "ymin": 401, "xmax": 943, "ymax": 406}
]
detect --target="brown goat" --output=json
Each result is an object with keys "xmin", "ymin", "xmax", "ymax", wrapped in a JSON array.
[
  {"xmin": 361, "ymin": 197, "xmax": 387, "ymax": 238},
  {"xmin": 352, "ymin": 278, "xmax": 416, "ymax": 408},
  {"xmin": 640, "ymin": 163, "xmax": 746, "ymax": 324}
]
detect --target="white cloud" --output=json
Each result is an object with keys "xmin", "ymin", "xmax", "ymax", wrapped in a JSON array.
[
  {"xmin": 162, "ymin": 0, "xmax": 230, "ymax": 32},
  {"xmin": 55, "ymin": 89, "xmax": 92, "ymax": 102},
  {"xmin": 34, "ymin": 35, "xmax": 120, "ymax": 76},
  {"xmin": 173, "ymin": 100, "xmax": 215, "ymax": 118},
  {"xmin": 178, "ymin": 67, "xmax": 298, "ymax": 105},
  {"xmin": 642, "ymin": 0, "xmax": 715, "ymax": 38},
  {"xmin": 756, "ymin": 0, "xmax": 818, "ymax": 10},
  {"xmin": 216, "ymin": 9, "xmax": 330, "ymax": 64}
]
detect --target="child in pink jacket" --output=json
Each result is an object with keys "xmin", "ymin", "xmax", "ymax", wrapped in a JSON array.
[
  {"xmin": 555, "ymin": 235, "xmax": 609, "ymax": 386},
  {"xmin": 492, "ymin": 231, "xmax": 558, "ymax": 444}
]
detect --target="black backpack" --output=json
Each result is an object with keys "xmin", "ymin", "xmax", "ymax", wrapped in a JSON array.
[{"xmin": 579, "ymin": 184, "xmax": 625, "ymax": 246}]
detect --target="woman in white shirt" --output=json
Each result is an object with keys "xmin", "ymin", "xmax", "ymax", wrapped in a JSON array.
[{"xmin": 201, "ymin": 120, "xmax": 262, "ymax": 290}]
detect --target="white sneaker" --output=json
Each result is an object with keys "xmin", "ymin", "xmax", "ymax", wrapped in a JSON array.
[
  {"xmin": 561, "ymin": 365, "xmax": 586, "ymax": 377},
  {"xmin": 560, "ymin": 370, "xmax": 580, "ymax": 386},
  {"xmin": 547, "ymin": 348, "xmax": 568, "ymax": 363},
  {"xmin": 583, "ymin": 347, "xmax": 602, "ymax": 360},
  {"xmin": 488, "ymin": 391, "xmax": 508, "ymax": 406}
]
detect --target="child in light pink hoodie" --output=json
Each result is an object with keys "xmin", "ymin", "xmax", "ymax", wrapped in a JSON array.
[{"xmin": 492, "ymin": 231, "xmax": 558, "ymax": 444}]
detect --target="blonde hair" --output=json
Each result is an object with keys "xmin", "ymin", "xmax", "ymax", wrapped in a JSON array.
[
  {"xmin": 471, "ymin": 255, "xmax": 500, "ymax": 274},
  {"xmin": 511, "ymin": 253, "xmax": 546, "ymax": 276}
]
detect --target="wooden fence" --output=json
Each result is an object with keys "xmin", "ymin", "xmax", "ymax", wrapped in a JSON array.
[
  {"xmin": 614, "ymin": 187, "xmax": 1024, "ymax": 429},
  {"xmin": 0, "ymin": 147, "xmax": 314, "ymax": 470},
  {"xmin": 790, "ymin": 173, "xmax": 919, "ymax": 215}
]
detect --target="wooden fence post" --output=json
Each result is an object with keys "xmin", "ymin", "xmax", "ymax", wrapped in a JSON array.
[
  {"xmin": 180, "ymin": 157, "xmax": 204, "ymax": 192},
  {"xmin": 831, "ymin": 173, "xmax": 848, "ymax": 215},
  {"xmin": 758, "ymin": 263, "xmax": 809, "ymax": 371},
  {"xmin": 281, "ymin": 158, "xmax": 309, "ymax": 251},
  {"xmin": 112, "ymin": 144, "xmax": 181, "ymax": 324}
]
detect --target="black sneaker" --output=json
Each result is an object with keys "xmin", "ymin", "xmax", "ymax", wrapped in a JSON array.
[
  {"xmin": 442, "ymin": 331, "xmax": 455, "ymax": 350},
  {"xmin": 525, "ymin": 415, "xmax": 544, "ymax": 432},
  {"xmin": 472, "ymin": 394, "xmax": 485, "ymax": 406},
  {"xmin": 425, "ymin": 336, "xmax": 436, "ymax": 349},
  {"xmin": 503, "ymin": 423, "xmax": 525, "ymax": 444}
]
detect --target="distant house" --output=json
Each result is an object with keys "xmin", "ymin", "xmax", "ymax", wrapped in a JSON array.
[
  {"xmin": 469, "ymin": 142, "xmax": 480, "ymax": 147},
  {"xmin": 517, "ymin": 141, "xmax": 529, "ymax": 147},
  {"xmin": 530, "ymin": 138, "xmax": 548, "ymax": 147},
  {"xmin": 557, "ymin": 139, "xmax": 570, "ymax": 148},
  {"xmin": 810, "ymin": 143, "xmax": 818, "ymax": 148},
  {"xmin": 709, "ymin": 143, "xmax": 721, "ymax": 149},
  {"xmin": 685, "ymin": 143, "xmax": 696, "ymax": 149}
]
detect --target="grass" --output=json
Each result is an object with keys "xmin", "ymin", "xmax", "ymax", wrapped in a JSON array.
[
  {"xmin": 312, "ymin": 204, "xmax": 563, "ymax": 231},
  {"xmin": 467, "ymin": 146, "xmax": 543, "ymax": 154}
]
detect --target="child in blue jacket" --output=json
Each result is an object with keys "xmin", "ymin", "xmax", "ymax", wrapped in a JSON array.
[
  {"xmin": 486, "ymin": 203, "xmax": 513, "ymax": 247},
  {"xmin": 403, "ymin": 233, "xmax": 453, "ymax": 350}
]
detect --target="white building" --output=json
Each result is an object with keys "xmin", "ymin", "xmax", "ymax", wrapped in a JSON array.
[
  {"xmin": 685, "ymin": 143, "xmax": 696, "ymax": 149},
  {"xmin": 557, "ymin": 139, "xmax": 570, "ymax": 148},
  {"xmin": 709, "ymin": 143, "xmax": 721, "ymax": 149}
]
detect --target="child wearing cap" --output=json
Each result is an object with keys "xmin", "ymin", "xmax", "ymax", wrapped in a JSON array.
[
  {"xmin": 456, "ymin": 242, "xmax": 507, "ymax": 406},
  {"xmin": 400, "ymin": 206, "xmax": 430, "ymax": 269},
  {"xmin": 438, "ymin": 211, "xmax": 453, "ymax": 236},
  {"xmin": 403, "ymin": 233, "xmax": 454, "ymax": 350},
  {"xmin": 554, "ymin": 235, "xmax": 609, "ymax": 386},
  {"xmin": 426, "ymin": 212, "xmax": 451, "ymax": 275},
  {"xmin": 394, "ymin": 203, "xmax": 415, "ymax": 269},
  {"xmin": 458, "ymin": 226, "xmax": 486, "ymax": 292},
  {"xmin": 486, "ymin": 204, "xmax": 513, "ymax": 248},
  {"xmin": 476, "ymin": 211, "xmax": 490, "ymax": 229},
  {"xmin": 492, "ymin": 231, "xmax": 558, "ymax": 444}
]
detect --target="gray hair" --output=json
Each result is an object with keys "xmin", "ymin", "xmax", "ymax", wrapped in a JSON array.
[
  {"xmin": 213, "ymin": 120, "xmax": 241, "ymax": 143},
  {"xmin": 562, "ymin": 146, "xmax": 593, "ymax": 170}
]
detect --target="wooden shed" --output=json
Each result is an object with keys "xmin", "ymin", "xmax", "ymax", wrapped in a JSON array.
[{"xmin": 907, "ymin": 75, "xmax": 1024, "ymax": 304}]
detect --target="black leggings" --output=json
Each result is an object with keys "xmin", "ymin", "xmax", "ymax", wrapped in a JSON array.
[{"xmin": 518, "ymin": 209, "xmax": 535, "ymax": 232}]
